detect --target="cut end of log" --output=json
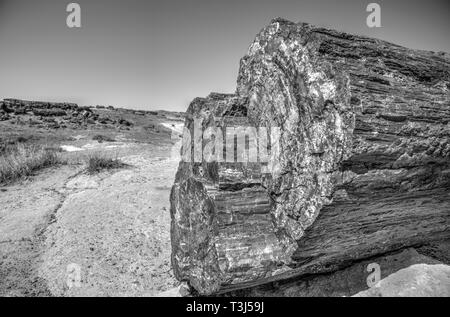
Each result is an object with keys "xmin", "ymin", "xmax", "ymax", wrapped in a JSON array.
[{"xmin": 239, "ymin": 19, "xmax": 355, "ymax": 242}]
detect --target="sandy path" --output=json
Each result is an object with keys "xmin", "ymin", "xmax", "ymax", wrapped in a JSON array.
[
  {"xmin": 0, "ymin": 165, "xmax": 81, "ymax": 296},
  {"xmin": 0, "ymin": 139, "xmax": 181, "ymax": 296}
]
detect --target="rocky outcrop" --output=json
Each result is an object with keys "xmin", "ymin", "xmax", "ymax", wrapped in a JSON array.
[
  {"xmin": 0, "ymin": 99, "xmax": 136, "ymax": 129},
  {"xmin": 170, "ymin": 18, "xmax": 450, "ymax": 294},
  {"xmin": 1, "ymin": 99, "xmax": 186, "ymax": 131}
]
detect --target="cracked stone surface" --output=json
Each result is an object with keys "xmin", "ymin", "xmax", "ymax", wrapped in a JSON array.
[{"xmin": 1, "ymin": 142, "xmax": 181, "ymax": 296}]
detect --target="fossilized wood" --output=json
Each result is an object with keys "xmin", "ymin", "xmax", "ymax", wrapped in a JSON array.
[
  {"xmin": 170, "ymin": 18, "xmax": 450, "ymax": 295},
  {"xmin": 225, "ymin": 247, "xmax": 444, "ymax": 297}
]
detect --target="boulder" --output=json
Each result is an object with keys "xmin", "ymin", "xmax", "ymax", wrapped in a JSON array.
[{"xmin": 353, "ymin": 264, "xmax": 450, "ymax": 297}]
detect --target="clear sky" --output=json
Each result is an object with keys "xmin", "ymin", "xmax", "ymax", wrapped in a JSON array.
[{"xmin": 0, "ymin": 0, "xmax": 448, "ymax": 111}]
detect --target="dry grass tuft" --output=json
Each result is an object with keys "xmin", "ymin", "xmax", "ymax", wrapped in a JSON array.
[
  {"xmin": 92, "ymin": 134, "xmax": 115, "ymax": 143},
  {"xmin": 86, "ymin": 153, "xmax": 125, "ymax": 174},
  {"xmin": 0, "ymin": 144, "xmax": 60, "ymax": 184}
]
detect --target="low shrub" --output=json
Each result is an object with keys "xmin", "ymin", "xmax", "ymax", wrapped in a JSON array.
[
  {"xmin": 85, "ymin": 153, "xmax": 125, "ymax": 174},
  {"xmin": 0, "ymin": 144, "xmax": 60, "ymax": 184}
]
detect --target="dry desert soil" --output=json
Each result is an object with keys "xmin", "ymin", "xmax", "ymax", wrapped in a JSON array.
[{"xmin": 0, "ymin": 101, "xmax": 185, "ymax": 296}]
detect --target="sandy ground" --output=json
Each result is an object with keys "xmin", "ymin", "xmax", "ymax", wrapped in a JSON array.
[{"xmin": 0, "ymin": 125, "xmax": 182, "ymax": 297}]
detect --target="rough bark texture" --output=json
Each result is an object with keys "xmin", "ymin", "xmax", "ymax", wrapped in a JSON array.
[
  {"xmin": 170, "ymin": 18, "xmax": 450, "ymax": 295},
  {"xmin": 226, "ymin": 247, "xmax": 443, "ymax": 297}
]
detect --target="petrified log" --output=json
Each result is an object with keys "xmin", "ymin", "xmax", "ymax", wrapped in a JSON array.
[
  {"xmin": 170, "ymin": 18, "xmax": 450, "ymax": 295},
  {"xmin": 228, "ymin": 247, "xmax": 444, "ymax": 297}
]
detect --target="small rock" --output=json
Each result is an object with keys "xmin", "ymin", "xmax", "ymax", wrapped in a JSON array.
[{"xmin": 353, "ymin": 264, "xmax": 450, "ymax": 297}]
